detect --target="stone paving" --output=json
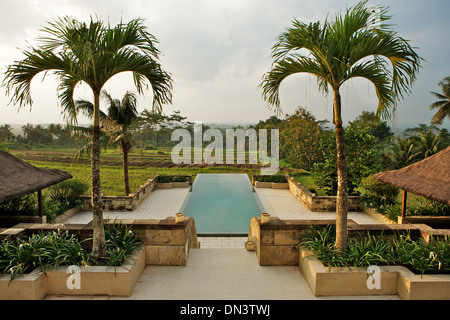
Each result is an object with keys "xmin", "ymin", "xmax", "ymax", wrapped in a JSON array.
[
  {"xmin": 63, "ymin": 186, "xmax": 382, "ymax": 248},
  {"xmin": 64, "ymin": 188, "xmax": 190, "ymax": 224},
  {"xmin": 254, "ymin": 188, "xmax": 380, "ymax": 225}
]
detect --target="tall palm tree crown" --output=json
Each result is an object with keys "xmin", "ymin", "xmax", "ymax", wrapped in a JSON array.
[
  {"xmin": 429, "ymin": 76, "xmax": 450, "ymax": 125},
  {"xmin": 260, "ymin": 0, "xmax": 421, "ymax": 250},
  {"xmin": 2, "ymin": 16, "xmax": 173, "ymax": 259}
]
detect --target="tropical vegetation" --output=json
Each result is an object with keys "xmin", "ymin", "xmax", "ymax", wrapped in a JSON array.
[
  {"xmin": 2, "ymin": 16, "xmax": 173, "ymax": 259},
  {"xmin": 299, "ymin": 225, "xmax": 450, "ymax": 275},
  {"xmin": 429, "ymin": 76, "xmax": 450, "ymax": 125},
  {"xmin": 260, "ymin": 0, "xmax": 422, "ymax": 250},
  {"xmin": 0, "ymin": 222, "xmax": 142, "ymax": 282}
]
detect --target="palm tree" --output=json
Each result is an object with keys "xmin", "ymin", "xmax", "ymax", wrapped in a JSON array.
[
  {"xmin": 259, "ymin": 0, "xmax": 421, "ymax": 250},
  {"xmin": 390, "ymin": 137, "xmax": 421, "ymax": 169},
  {"xmin": 3, "ymin": 16, "xmax": 173, "ymax": 259},
  {"xmin": 75, "ymin": 90, "xmax": 139, "ymax": 195},
  {"xmin": 429, "ymin": 76, "xmax": 450, "ymax": 125}
]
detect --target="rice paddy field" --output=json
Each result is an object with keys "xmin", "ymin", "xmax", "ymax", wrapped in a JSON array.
[{"xmin": 10, "ymin": 146, "xmax": 264, "ymax": 196}]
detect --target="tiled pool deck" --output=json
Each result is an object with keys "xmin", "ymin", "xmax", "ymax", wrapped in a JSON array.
[
  {"xmin": 48, "ymin": 187, "xmax": 400, "ymax": 300},
  {"xmin": 63, "ymin": 187, "xmax": 382, "ymax": 248}
]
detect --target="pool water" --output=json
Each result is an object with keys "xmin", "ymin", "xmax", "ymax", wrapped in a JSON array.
[{"xmin": 179, "ymin": 174, "xmax": 264, "ymax": 235}]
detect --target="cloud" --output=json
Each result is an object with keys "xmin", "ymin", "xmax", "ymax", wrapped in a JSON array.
[{"xmin": 1, "ymin": 0, "xmax": 449, "ymax": 129}]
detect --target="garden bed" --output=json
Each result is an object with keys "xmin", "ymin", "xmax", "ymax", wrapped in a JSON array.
[
  {"xmin": 155, "ymin": 175, "xmax": 192, "ymax": 189},
  {"xmin": 299, "ymin": 247, "xmax": 450, "ymax": 299},
  {"xmin": 0, "ymin": 247, "xmax": 145, "ymax": 299},
  {"xmin": 298, "ymin": 224, "xmax": 450, "ymax": 299},
  {"xmin": 80, "ymin": 176, "xmax": 158, "ymax": 211},
  {"xmin": 286, "ymin": 175, "xmax": 362, "ymax": 211}
]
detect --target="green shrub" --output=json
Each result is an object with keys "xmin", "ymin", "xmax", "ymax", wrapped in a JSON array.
[
  {"xmin": 104, "ymin": 222, "xmax": 142, "ymax": 267},
  {"xmin": 0, "ymin": 223, "xmax": 143, "ymax": 281},
  {"xmin": 253, "ymin": 175, "xmax": 287, "ymax": 183},
  {"xmin": 360, "ymin": 174, "xmax": 399, "ymax": 209},
  {"xmin": 156, "ymin": 175, "xmax": 189, "ymax": 183},
  {"xmin": 0, "ymin": 194, "xmax": 37, "ymax": 216},
  {"xmin": 48, "ymin": 179, "xmax": 89, "ymax": 207},
  {"xmin": 299, "ymin": 225, "xmax": 450, "ymax": 275},
  {"xmin": 409, "ymin": 199, "xmax": 450, "ymax": 216},
  {"xmin": 0, "ymin": 230, "xmax": 89, "ymax": 282}
]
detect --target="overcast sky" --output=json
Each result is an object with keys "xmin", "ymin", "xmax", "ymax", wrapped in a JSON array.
[{"xmin": 0, "ymin": 0, "xmax": 449, "ymax": 129}]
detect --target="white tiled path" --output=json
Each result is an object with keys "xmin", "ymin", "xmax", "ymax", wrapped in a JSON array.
[
  {"xmin": 255, "ymin": 188, "xmax": 380, "ymax": 225},
  {"xmin": 64, "ymin": 188, "xmax": 190, "ymax": 224}
]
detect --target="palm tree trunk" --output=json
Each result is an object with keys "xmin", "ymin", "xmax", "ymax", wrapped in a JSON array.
[
  {"xmin": 123, "ymin": 142, "xmax": 130, "ymax": 196},
  {"xmin": 91, "ymin": 91, "xmax": 107, "ymax": 260},
  {"xmin": 333, "ymin": 90, "xmax": 348, "ymax": 251}
]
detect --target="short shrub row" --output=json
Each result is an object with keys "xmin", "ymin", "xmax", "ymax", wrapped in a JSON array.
[
  {"xmin": 253, "ymin": 175, "xmax": 287, "ymax": 183},
  {"xmin": 0, "ymin": 222, "xmax": 142, "ymax": 282},
  {"xmin": 299, "ymin": 225, "xmax": 450, "ymax": 275},
  {"xmin": 156, "ymin": 175, "xmax": 190, "ymax": 183}
]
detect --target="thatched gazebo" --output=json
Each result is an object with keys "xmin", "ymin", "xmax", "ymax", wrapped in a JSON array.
[
  {"xmin": 0, "ymin": 150, "xmax": 72, "ymax": 217},
  {"xmin": 373, "ymin": 146, "xmax": 450, "ymax": 217}
]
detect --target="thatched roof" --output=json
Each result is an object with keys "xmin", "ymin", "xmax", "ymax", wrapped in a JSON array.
[
  {"xmin": 373, "ymin": 146, "xmax": 450, "ymax": 205},
  {"xmin": 0, "ymin": 150, "xmax": 72, "ymax": 203}
]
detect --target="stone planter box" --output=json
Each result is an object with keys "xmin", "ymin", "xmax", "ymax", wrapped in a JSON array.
[
  {"xmin": 80, "ymin": 177, "xmax": 157, "ymax": 211},
  {"xmin": 0, "ymin": 247, "xmax": 145, "ymax": 300},
  {"xmin": 299, "ymin": 247, "xmax": 450, "ymax": 300},
  {"xmin": 254, "ymin": 181, "xmax": 272, "ymax": 188},
  {"xmin": 0, "ymin": 268, "xmax": 46, "ymax": 300},
  {"xmin": 254, "ymin": 181, "xmax": 289, "ymax": 189},
  {"xmin": 287, "ymin": 175, "xmax": 362, "ymax": 211},
  {"xmin": 271, "ymin": 182, "xmax": 289, "ymax": 189},
  {"xmin": 156, "ymin": 181, "xmax": 190, "ymax": 189},
  {"xmin": 52, "ymin": 207, "xmax": 81, "ymax": 224}
]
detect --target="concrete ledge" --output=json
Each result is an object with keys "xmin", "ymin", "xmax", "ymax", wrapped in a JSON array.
[
  {"xmin": 0, "ymin": 268, "xmax": 46, "ymax": 300},
  {"xmin": 0, "ymin": 247, "xmax": 145, "ymax": 299},
  {"xmin": 364, "ymin": 207, "xmax": 397, "ymax": 224},
  {"xmin": 156, "ymin": 181, "xmax": 190, "ymax": 189},
  {"xmin": 286, "ymin": 175, "xmax": 362, "ymax": 212},
  {"xmin": 80, "ymin": 176, "xmax": 158, "ymax": 211},
  {"xmin": 46, "ymin": 247, "xmax": 146, "ymax": 296},
  {"xmin": 299, "ymin": 247, "xmax": 450, "ymax": 300}
]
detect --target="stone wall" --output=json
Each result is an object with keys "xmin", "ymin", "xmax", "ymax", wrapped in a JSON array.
[
  {"xmin": 247, "ymin": 216, "xmax": 424, "ymax": 266},
  {"xmin": 8, "ymin": 217, "xmax": 199, "ymax": 266},
  {"xmin": 286, "ymin": 175, "xmax": 362, "ymax": 212},
  {"xmin": 80, "ymin": 176, "xmax": 158, "ymax": 211},
  {"xmin": 130, "ymin": 217, "xmax": 199, "ymax": 266}
]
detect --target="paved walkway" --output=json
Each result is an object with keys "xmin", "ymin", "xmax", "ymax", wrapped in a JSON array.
[
  {"xmin": 65, "ymin": 187, "xmax": 382, "ymax": 227},
  {"xmin": 43, "ymin": 186, "xmax": 403, "ymax": 300},
  {"xmin": 45, "ymin": 248, "xmax": 399, "ymax": 300}
]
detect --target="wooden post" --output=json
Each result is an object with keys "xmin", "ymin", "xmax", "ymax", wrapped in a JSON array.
[
  {"xmin": 401, "ymin": 190, "xmax": 407, "ymax": 218},
  {"xmin": 37, "ymin": 190, "xmax": 43, "ymax": 217}
]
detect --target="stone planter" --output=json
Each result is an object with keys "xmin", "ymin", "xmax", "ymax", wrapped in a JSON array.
[
  {"xmin": 172, "ymin": 181, "xmax": 190, "ymax": 188},
  {"xmin": 254, "ymin": 181, "xmax": 272, "ymax": 188},
  {"xmin": 156, "ymin": 182, "xmax": 173, "ymax": 189},
  {"xmin": 0, "ymin": 248, "xmax": 145, "ymax": 299},
  {"xmin": 271, "ymin": 182, "xmax": 289, "ymax": 189},
  {"xmin": 299, "ymin": 247, "xmax": 450, "ymax": 300}
]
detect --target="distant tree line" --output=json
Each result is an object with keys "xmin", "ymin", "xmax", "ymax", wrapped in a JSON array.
[{"xmin": 253, "ymin": 106, "xmax": 450, "ymax": 196}]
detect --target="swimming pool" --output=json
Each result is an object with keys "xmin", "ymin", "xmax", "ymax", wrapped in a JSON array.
[{"xmin": 179, "ymin": 174, "xmax": 264, "ymax": 235}]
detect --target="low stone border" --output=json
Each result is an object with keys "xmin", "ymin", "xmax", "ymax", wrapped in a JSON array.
[
  {"xmin": 254, "ymin": 181, "xmax": 289, "ymax": 189},
  {"xmin": 299, "ymin": 247, "xmax": 450, "ymax": 300},
  {"xmin": 286, "ymin": 175, "xmax": 362, "ymax": 212},
  {"xmin": 80, "ymin": 176, "xmax": 158, "ymax": 211},
  {"xmin": 363, "ymin": 207, "xmax": 397, "ymax": 224},
  {"xmin": 156, "ymin": 181, "xmax": 190, "ymax": 189},
  {"xmin": 0, "ymin": 215, "xmax": 199, "ymax": 299},
  {"xmin": 0, "ymin": 247, "xmax": 145, "ymax": 300}
]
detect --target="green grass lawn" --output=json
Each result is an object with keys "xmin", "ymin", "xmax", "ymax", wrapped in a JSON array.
[{"xmin": 28, "ymin": 160, "xmax": 261, "ymax": 196}]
